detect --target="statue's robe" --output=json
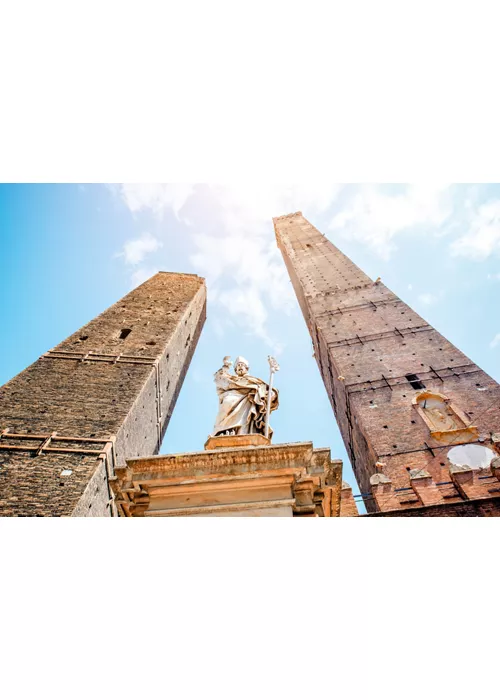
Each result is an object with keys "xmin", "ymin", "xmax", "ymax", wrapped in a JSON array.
[{"xmin": 213, "ymin": 370, "xmax": 279, "ymax": 437}]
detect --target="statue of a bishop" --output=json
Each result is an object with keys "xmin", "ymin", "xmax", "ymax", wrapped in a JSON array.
[{"xmin": 213, "ymin": 356, "xmax": 279, "ymax": 438}]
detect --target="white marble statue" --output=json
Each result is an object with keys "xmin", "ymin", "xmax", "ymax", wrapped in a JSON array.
[{"xmin": 213, "ymin": 356, "xmax": 279, "ymax": 438}]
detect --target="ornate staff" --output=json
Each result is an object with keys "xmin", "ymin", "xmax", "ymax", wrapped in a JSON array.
[{"xmin": 264, "ymin": 355, "xmax": 280, "ymax": 439}]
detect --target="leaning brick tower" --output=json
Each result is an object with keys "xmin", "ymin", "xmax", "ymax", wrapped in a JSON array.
[
  {"xmin": 274, "ymin": 212, "xmax": 500, "ymax": 515},
  {"xmin": 0, "ymin": 272, "xmax": 206, "ymax": 516}
]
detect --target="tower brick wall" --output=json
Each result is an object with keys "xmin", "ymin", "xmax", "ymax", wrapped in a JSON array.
[
  {"xmin": 0, "ymin": 272, "xmax": 206, "ymax": 516},
  {"xmin": 274, "ymin": 212, "xmax": 500, "ymax": 514}
]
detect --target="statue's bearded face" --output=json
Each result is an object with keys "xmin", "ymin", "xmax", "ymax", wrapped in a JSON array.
[{"xmin": 235, "ymin": 362, "xmax": 248, "ymax": 376}]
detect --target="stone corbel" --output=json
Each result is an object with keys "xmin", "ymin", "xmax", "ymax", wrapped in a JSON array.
[
  {"xmin": 126, "ymin": 492, "xmax": 150, "ymax": 517},
  {"xmin": 409, "ymin": 469, "xmax": 444, "ymax": 506},
  {"xmin": 315, "ymin": 485, "xmax": 339, "ymax": 517},
  {"xmin": 369, "ymin": 472, "xmax": 402, "ymax": 512},
  {"xmin": 449, "ymin": 463, "xmax": 493, "ymax": 501},
  {"xmin": 293, "ymin": 477, "xmax": 317, "ymax": 516},
  {"xmin": 490, "ymin": 457, "xmax": 500, "ymax": 482},
  {"xmin": 492, "ymin": 435, "xmax": 500, "ymax": 456},
  {"xmin": 449, "ymin": 465, "xmax": 474, "ymax": 500}
]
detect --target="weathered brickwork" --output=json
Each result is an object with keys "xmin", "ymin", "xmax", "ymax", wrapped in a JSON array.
[
  {"xmin": 0, "ymin": 272, "xmax": 206, "ymax": 516},
  {"xmin": 274, "ymin": 212, "xmax": 500, "ymax": 515},
  {"xmin": 339, "ymin": 482, "xmax": 359, "ymax": 517},
  {"xmin": 366, "ymin": 497, "xmax": 500, "ymax": 517}
]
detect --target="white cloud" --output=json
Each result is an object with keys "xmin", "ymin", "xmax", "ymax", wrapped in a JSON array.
[
  {"xmin": 115, "ymin": 183, "xmax": 195, "ymax": 220},
  {"xmin": 407, "ymin": 283, "xmax": 413, "ymax": 291},
  {"xmin": 329, "ymin": 184, "xmax": 453, "ymax": 259},
  {"xmin": 218, "ymin": 287, "xmax": 269, "ymax": 338},
  {"xmin": 109, "ymin": 183, "xmax": 342, "ymax": 346},
  {"xmin": 487, "ymin": 272, "xmax": 500, "ymax": 280},
  {"xmin": 188, "ymin": 184, "xmax": 341, "ymax": 348},
  {"xmin": 417, "ymin": 288, "xmax": 446, "ymax": 306},
  {"xmin": 116, "ymin": 232, "xmax": 162, "ymax": 287},
  {"xmin": 451, "ymin": 199, "xmax": 500, "ymax": 259},
  {"xmin": 490, "ymin": 333, "xmax": 500, "ymax": 349},
  {"xmin": 206, "ymin": 184, "xmax": 341, "ymax": 236},
  {"xmin": 417, "ymin": 292, "xmax": 437, "ymax": 305},
  {"xmin": 230, "ymin": 183, "xmax": 339, "ymax": 216},
  {"xmin": 191, "ymin": 228, "xmax": 296, "ymax": 348},
  {"xmin": 121, "ymin": 232, "xmax": 162, "ymax": 265},
  {"xmin": 131, "ymin": 266, "xmax": 159, "ymax": 288}
]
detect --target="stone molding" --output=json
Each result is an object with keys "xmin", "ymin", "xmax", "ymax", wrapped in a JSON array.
[{"xmin": 111, "ymin": 441, "xmax": 343, "ymax": 517}]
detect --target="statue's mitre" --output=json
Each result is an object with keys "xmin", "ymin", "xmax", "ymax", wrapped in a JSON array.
[{"xmin": 235, "ymin": 356, "xmax": 249, "ymax": 367}]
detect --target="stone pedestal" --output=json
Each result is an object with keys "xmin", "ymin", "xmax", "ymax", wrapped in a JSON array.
[
  {"xmin": 204, "ymin": 434, "xmax": 270, "ymax": 450},
  {"xmin": 111, "ymin": 441, "xmax": 343, "ymax": 517}
]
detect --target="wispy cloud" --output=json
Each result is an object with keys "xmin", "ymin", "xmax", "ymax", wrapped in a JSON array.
[
  {"xmin": 112, "ymin": 183, "xmax": 195, "ymax": 220},
  {"xmin": 417, "ymin": 292, "xmax": 437, "ymax": 305},
  {"xmin": 451, "ymin": 199, "xmax": 500, "ymax": 259},
  {"xmin": 189, "ymin": 225, "xmax": 295, "ymax": 348},
  {"xmin": 108, "ymin": 183, "xmax": 344, "ymax": 349},
  {"xmin": 120, "ymin": 232, "xmax": 162, "ymax": 265},
  {"xmin": 490, "ymin": 333, "xmax": 500, "ymax": 349},
  {"xmin": 187, "ymin": 184, "xmax": 341, "ymax": 349},
  {"xmin": 114, "ymin": 232, "xmax": 162, "ymax": 288},
  {"xmin": 131, "ymin": 266, "xmax": 159, "ymax": 288},
  {"xmin": 207, "ymin": 184, "xmax": 342, "ymax": 233},
  {"xmin": 329, "ymin": 184, "xmax": 453, "ymax": 259}
]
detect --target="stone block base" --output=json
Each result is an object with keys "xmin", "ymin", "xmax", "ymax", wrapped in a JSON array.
[{"xmin": 204, "ymin": 433, "xmax": 271, "ymax": 450}]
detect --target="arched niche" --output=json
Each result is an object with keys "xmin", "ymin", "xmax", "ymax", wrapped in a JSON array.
[{"xmin": 412, "ymin": 390, "xmax": 479, "ymax": 444}]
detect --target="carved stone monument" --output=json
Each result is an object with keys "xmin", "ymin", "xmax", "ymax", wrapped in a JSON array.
[
  {"xmin": 111, "ymin": 352, "xmax": 346, "ymax": 516},
  {"xmin": 206, "ymin": 355, "xmax": 279, "ymax": 450}
]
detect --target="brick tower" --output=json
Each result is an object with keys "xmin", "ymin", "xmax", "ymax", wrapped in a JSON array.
[
  {"xmin": 274, "ymin": 212, "xmax": 500, "ymax": 515},
  {"xmin": 0, "ymin": 272, "xmax": 206, "ymax": 516}
]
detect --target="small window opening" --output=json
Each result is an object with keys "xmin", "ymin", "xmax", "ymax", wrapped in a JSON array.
[
  {"xmin": 79, "ymin": 335, "xmax": 88, "ymax": 341},
  {"xmin": 406, "ymin": 373, "xmax": 425, "ymax": 390},
  {"xmin": 119, "ymin": 328, "xmax": 132, "ymax": 340}
]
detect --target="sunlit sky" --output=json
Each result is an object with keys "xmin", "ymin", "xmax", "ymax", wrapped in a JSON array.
[{"xmin": 1, "ymin": 183, "xmax": 499, "ymax": 492}]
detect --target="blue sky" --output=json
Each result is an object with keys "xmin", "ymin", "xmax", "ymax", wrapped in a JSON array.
[{"xmin": 1, "ymin": 183, "xmax": 500, "ymax": 495}]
